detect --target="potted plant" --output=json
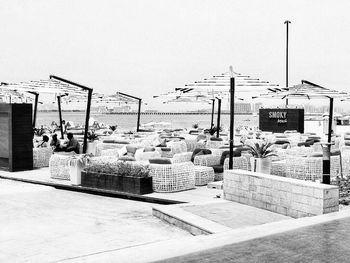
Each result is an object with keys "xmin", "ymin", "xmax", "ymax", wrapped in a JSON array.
[
  {"xmin": 86, "ymin": 130, "xmax": 99, "ymax": 155},
  {"xmin": 192, "ymin": 123, "xmax": 199, "ymax": 129},
  {"xmin": 69, "ymin": 154, "xmax": 91, "ymax": 185},
  {"xmin": 81, "ymin": 160, "xmax": 153, "ymax": 195},
  {"xmin": 208, "ymin": 125, "xmax": 222, "ymax": 136},
  {"xmin": 245, "ymin": 140, "xmax": 276, "ymax": 174}
]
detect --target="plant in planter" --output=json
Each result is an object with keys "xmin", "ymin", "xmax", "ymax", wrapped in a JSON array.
[
  {"xmin": 110, "ymin": 125, "xmax": 117, "ymax": 132},
  {"xmin": 87, "ymin": 130, "xmax": 98, "ymax": 142},
  {"xmin": 81, "ymin": 159, "xmax": 152, "ymax": 194},
  {"xmin": 245, "ymin": 140, "xmax": 277, "ymax": 174},
  {"xmin": 208, "ymin": 125, "xmax": 222, "ymax": 136},
  {"xmin": 69, "ymin": 154, "xmax": 93, "ymax": 185},
  {"xmin": 86, "ymin": 130, "xmax": 99, "ymax": 155}
]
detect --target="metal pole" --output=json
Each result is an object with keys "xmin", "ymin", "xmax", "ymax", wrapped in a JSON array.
[
  {"xmin": 328, "ymin": 98, "xmax": 334, "ymax": 144},
  {"xmin": 216, "ymin": 98, "xmax": 221, "ymax": 138},
  {"xmin": 83, "ymin": 89, "xmax": 93, "ymax": 153},
  {"xmin": 322, "ymin": 98, "xmax": 333, "ymax": 184},
  {"xmin": 32, "ymin": 93, "xmax": 39, "ymax": 128},
  {"xmin": 136, "ymin": 99, "xmax": 141, "ymax": 132},
  {"xmin": 284, "ymin": 20, "xmax": 291, "ymax": 106},
  {"xmin": 210, "ymin": 99, "xmax": 215, "ymax": 130},
  {"xmin": 229, "ymin": 77, "xmax": 235, "ymax": 169},
  {"xmin": 57, "ymin": 96, "xmax": 64, "ymax": 139}
]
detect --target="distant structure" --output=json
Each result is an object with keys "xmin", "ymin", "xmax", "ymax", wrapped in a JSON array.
[
  {"xmin": 91, "ymin": 106, "xmax": 108, "ymax": 113},
  {"xmin": 112, "ymin": 105, "xmax": 131, "ymax": 113}
]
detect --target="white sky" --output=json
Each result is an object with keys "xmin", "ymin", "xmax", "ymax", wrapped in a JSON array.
[{"xmin": 1, "ymin": 0, "xmax": 350, "ymax": 111}]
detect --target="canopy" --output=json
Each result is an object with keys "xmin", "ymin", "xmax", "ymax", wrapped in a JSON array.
[
  {"xmin": 255, "ymin": 80, "xmax": 348, "ymax": 99},
  {"xmin": 1, "ymin": 75, "xmax": 93, "ymax": 153}
]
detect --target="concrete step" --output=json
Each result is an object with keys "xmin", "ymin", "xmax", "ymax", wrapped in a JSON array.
[{"xmin": 207, "ymin": 181, "xmax": 223, "ymax": 190}]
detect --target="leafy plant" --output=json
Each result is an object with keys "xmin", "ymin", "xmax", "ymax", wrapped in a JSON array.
[
  {"xmin": 87, "ymin": 130, "xmax": 98, "ymax": 142},
  {"xmin": 84, "ymin": 159, "xmax": 150, "ymax": 178},
  {"xmin": 116, "ymin": 162, "xmax": 150, "ymax": 178},
  {"xmin": 110, "ymin": 125, "xmax": 117, "ymax": 131},
  {"xmin": 245, "ymin": 140, "xmax": 277, "ymax": 158},
  {"xmin": 208, "ymin": 126, "xmax": 222, "ymax": 136},
  {"xmin": 69, "ymin": 153, "xmax": 93, "ymax": 167},
  {"xmin": 192, "ymin": 123, "xmax": 199, "ymax": 129},
  {"xmin": 33, "ymin": 127, "xmax": 51, "ymax": 137}
]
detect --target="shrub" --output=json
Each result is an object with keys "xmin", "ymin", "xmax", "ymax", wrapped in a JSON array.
[{"xmin": 84, "ymin": 159, "xmax": 150, "ymax": 178}]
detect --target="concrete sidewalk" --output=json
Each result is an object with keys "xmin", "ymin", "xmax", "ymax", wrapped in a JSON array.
[
  {"xmin": 62, "ymin": 210, "xmax": 350, "ymax": 262},
  {"xmin": 0, "ymin": 179, "xmax": 190, "ymax": 262},
  {"xmin": 159, "ymin": 212, "xmax": 350, "ymax": 263}
]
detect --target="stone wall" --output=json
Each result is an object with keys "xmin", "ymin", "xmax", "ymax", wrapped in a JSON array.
[{"xmin": 224, "ymin": 169, "xmax": 339, "ymax": 218}]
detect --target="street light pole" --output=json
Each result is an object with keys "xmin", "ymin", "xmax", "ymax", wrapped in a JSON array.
[{"xmin": 284, "ymin": 20, "xmax": 291, "ymax": 107}]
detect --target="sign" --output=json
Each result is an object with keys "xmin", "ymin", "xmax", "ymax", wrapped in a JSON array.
[
  {"xmin": 259, "ymin": 108, "xmax": 304, "ymax": 133},
  {"xmin": 269, "ymin": 111, "xmax": 287, "ymax": 123}
]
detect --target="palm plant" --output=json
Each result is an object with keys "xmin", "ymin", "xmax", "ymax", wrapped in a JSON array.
[
  {"xmin": 87, "ymin": 130, "xmax": 98, "ymax": 142},
  {"xmin": 245, "ymin": 141, "xmax": 277, "ymax": 158}
]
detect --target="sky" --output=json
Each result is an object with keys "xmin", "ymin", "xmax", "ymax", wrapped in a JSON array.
[{"xmin": 1, "ymin": 0, "xmax": 350, "ymax": 111}]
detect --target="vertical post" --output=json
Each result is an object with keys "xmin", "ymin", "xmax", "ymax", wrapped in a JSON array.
[
  {"xmin": 322, "ymin": 98, "xmax": 333, "ymax": 185},
  {"xmin": 328, "ymin": 98, "xmax": 334, "ymax": 144},
  {"xmin": 284, "ymin": 20, "xmax": 291, "ymax": 106},
  {"xmin": 83, "ymin": 89, "xmax": 93, "ymax": 153},
  {"xmin": 136, "ymin": 99, "xmax": 141, "ymax": 132},
  {"xmin": 229, "ymin": 77, "xmax": 235, "ymax": 169},
  {"xmin": 32, "ymin": 93, "xmax": 39, "ymax": 128},
  {"xmin": 216, "ymin": 98, "xmax": 221, "ymax": 138},
  {"xmin": 57, "ymin": 96, "xmax": 64, "ymax": 139},
  {"xmin": 210, "ymin": 99, "xmax": 215, "ymax": 129}
]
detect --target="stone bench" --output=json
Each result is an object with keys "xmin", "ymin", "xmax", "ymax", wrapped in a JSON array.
[{"xmin": 223, "ymin": 169, "xmax": 339, "ymax": 218}]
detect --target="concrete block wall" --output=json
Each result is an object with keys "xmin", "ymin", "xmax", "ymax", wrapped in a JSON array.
[{"xmin": 224, "ymin": 169, "xmax": 339, "ymax": 218}]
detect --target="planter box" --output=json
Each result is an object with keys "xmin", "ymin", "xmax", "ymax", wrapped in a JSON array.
[
  {"xmin": 70, "ymin": 164, "xmax": 83, "ymax": 185},
  {"xmin": 250, "ymin": 157, "xmax": 271, "ymax": 174},
  {"xmin": 81, "ymin": 171, "xmax": 153, "ymax": 195}
]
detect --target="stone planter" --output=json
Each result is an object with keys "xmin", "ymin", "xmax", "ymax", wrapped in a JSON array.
[
  {"xmin": 250, "ymin": 157, "xmax": 271, "ymax": 174},
  {"xmin": 81, "ymin": 171, "xmax": 153, "ymax": 195},
  {"xmin": 86, "ymin": 141, "xmax": 98, "ymax": 156},
  {"xmin": 70, "ymin": 163, "xmax": 84, "ymax": 185}
]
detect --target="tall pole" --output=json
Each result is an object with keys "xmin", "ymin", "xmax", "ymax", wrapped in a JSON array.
[
  {"xmin": 229, "ymin": 76, "xmax": 235, "ymax": 169},
  {"xmin": 322, "ymin": 98, "xmax": 333, "ymax": 184},
  {"xmin": 57, "ymin": 96, "xmax": 64, "ymax": 139},
  {"xmin": 327, "ymin": 98, "xmax": 334, "ymax": 144},
  {"xmin": 284, "ymin": 20, "xmax": 291, "ymax": 107},
  {"xmin": 210, "ymin": 99, "xmax": 215, "ymax": 129},
  {"xmin": 83, "ymin": 89, "xmax": 93, "ymax": 153},
  {"xmin": 136, "ymin": 99, "xmax": 141, "ymax": 132},
  {"xmin": 32, "ymin": 93, "xmax": 39, "ymax": 128},
  {"xmin": 216, "ymin": 98, "xmax": 221, "ymax": 138}
]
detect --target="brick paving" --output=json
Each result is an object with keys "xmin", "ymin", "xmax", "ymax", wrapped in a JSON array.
[
  {"xmin": 182, "ymin": 201, "xmax": 290, "ymax": 229},
  {"xmin": 157, "ymin": 217, "xmax": 350, "ymax": 263}
]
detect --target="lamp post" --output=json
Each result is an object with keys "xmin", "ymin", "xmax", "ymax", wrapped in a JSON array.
[{"xmin": 284, "ymin": 20, "xmax": 291, "ymax": 106}]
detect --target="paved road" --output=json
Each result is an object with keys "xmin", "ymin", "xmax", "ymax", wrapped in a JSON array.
[
  {"xmin": 0, "ymin": 179, "xmax": 190, "ymax": 262},
  {"xmin": 158, "ymin": 217, "xmax": 350, "ymax": 263}
]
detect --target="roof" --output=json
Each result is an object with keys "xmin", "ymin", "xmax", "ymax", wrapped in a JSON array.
[
  {"xmin": 256, "ymin": 80, "xmax": 348, "ymax": 99},
  {"xmin": 154, "ymin": 67, "xmax": 278, "ymax": 103},
  {"xmin": 1, "ymin": 75, "xmax": 92, "ymax": 96}
]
